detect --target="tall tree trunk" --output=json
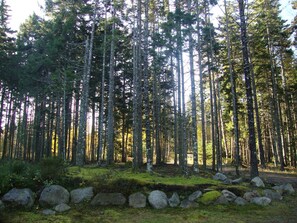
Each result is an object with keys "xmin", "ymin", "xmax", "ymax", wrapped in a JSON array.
[
  {"xmin": 238, "ymin": 0, "xmax": 259, "ymax": 178},
  {"xmin": 98, "ymin": 5, "xmax": 107, "ymax": 165},
  {"xmin": 144, "ymin": 0, "xmax": 152, "ymax": 172},
  {"xmin": 107, "ymin": 4, "xmax": 116, "ymax": 165},
  {"xmin": 187, "ymin": 0, "xmax": 199, "ymax": 173},
  {"xmin": 76, "ymin": 3, "xmax": 97, "ymax": 165},
  {"xmin": 224, "ymin": 0, "xmax": 240, "ymax": 174}
]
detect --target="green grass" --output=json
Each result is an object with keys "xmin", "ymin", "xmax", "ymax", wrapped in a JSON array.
[{"xmin": 67, "ymin": 165, "xmax": 220, "ymax": 187}]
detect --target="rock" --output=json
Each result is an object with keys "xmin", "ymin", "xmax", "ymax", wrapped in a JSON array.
[
  {"xmin": 282, "ymin": 183, "xmax": 295, "ymax": 195},
  {"xmin": 0, "ymin": 200, "xmax": 5, "ymax": 211},
  {"xmin": 232, "ymin": 178, "xmax": 243, "ymax": 185},
  {"xmin": 53, "ymin": 203, "xmax": 71, "ymax": 212},
  {"xmin": 250, "ymin": 197, "xmax": 271, "ymax": 206},
  {"xmin": 39, "ymin": 185, "xmax": 70, "ymax": 207},
  {"xmin": 200, "ymin": 191, "xmax": 221, "ymax": 205},
  {"xmin": 263, "ymin": 189, "xmax": 282, "ymax": 201},
  {"xmin": 272, "ymin": 185, "xmax": 284, "ymax": 195},
  {"xmin": 41, "ymin": 209, "xmax": 56, "ymax": 215},
  {"xmin": 180, "ymin": 199, "xmax": 198, "ymax": 208},
  {"xmin": 2, "ymin": 188, "xmax": 35, "ymax": 209},
  {"xmin": 213, "ymin": 173, "xmax": 228, "ymax": 181},
  {"xmin": 168, "ymin": 192, "xmax": 180, "ymax": 207},
  {"xmin": 223, "ymin": 179, "xmax": 232, "ymax": 185},
  {"xmin": 148, "ymin": 190, "xmax": 168, "ymax": 209},
  {"xmin": 70, "ymin": 187, "xmax": 94, "ymax": 204},
  {"xmin": 215, "ymin": 195, "xmax": 229, "ymax": 205},
  {"xmin": 222, "ymin": 190, "xmax": 237, "ymax": 202},
  {"xmin": 273, "ymin": 184, "xmax": 295, "ymax": 195},
  {"xmin": 91, "ymin": 193, "xmax": 126, "ymax": 206},
  {"xmin": 129, "ymin": 192, "xmax": 146, "ymax": 208},
  {"xmin": 251, "ymin": 176, "xmax": 265, "ymax": 188},
  {"xmin": 234, "ymin": 197, "xmax": 248, "ymax": 206},
  {"xmin": 188, "ymin": 190, "xmax": 202, "ymax": 202},
  {"xmin": 243, "ymin": 191, "xmax": 260, "ymax": 202}
]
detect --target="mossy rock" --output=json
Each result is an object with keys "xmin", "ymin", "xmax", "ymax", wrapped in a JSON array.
[{"xmin": 200, "ymin": 191, "xmax": 221, "ymax": 205}]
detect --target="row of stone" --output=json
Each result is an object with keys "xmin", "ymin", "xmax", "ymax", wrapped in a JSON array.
[{"xmin": 0, "ymin": 181, "xmax": 295, "ymax": 215}]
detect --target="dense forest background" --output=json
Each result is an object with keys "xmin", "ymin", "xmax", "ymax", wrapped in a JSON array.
[{"xmin": 0, "ymin": 0, "xmax": 296, "ymax": 177}]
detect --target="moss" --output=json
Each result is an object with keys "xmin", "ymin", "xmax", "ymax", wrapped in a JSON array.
[{"xmin": 199, "ymin": 191, "xmax": 221, "ymax": 205}]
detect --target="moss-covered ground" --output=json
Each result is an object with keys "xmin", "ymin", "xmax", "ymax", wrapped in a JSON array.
[{"xmin": 1, "ymin": 164, "xmax": 297, "ymax": 223}]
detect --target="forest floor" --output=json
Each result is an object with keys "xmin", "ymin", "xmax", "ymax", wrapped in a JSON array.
[{"xmin": 1, "ymin": 164, "xmax": 297, "ymax": 223}]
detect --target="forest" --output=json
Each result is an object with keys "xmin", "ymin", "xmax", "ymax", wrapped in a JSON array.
[{"xmin": 0, "ymin": 0, "xmax": 296, "ymax": 179}]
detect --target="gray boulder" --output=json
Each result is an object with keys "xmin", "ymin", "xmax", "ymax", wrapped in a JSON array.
[
  {"xmin": 168, "ymin": 192, "xmax": 180, "ymax": 207},
  {"xmin": 263, "ymin": 189, "xmax": 282, "ymax": 201},
  {"xmin": 39, "ymin": 185, "xmax": 70, "ymax": 207},
  {"xmin": 180, "ymin": 199, "xmax": 198, "ymax": 208},
  {"xmin": 234, "ymin": 197, "xmax": 248, "ymax": 206},
  {"xmin": 148, "ymin": 190, "xmax": 168, "ymax": 209},
  {"xmin": 41, "ymin": 209, "xmax": 56, "ymax": 215},
  {"xmin": 243, "ymin": 191, "xmax": 260, "ymax": 202},
  {"xmin": 91, "ymin": 193, "xmax": 126, "ymax": 206},
  {"xmin": 251, "ymin": 177, "xmax": 265, "ymax": 188},
  {"xmin": 282, "ymin": 183, "xmax": 295, "ymax": 195},
  {"xmin": 2, "ymin": 188, "xmax": 35, "ymax": 209},
  {"xmin": 53, "ymin": 203, "xmax": 71, "ymax": 212},
  {"xmin": 232, "ymin": 178, "xmax": 243, "ymax": 185},
  {"xmin": 70, "ymin": 187, "xmax": 94, "ymax": 204},
  {"xmin": 215, "ymin": 195, "xmax": 229, "ymax": 205},
  {"xmin": 222, "ymin": 189, "xmax": 237, "ymax": 202},
  {"xmin": 188, "ymin": 190, "xmax": 202, "ymax": 202},
  {"xmin": 213, "ymin": 173, "xmax": 228, "ymax": 181},
  {"xmin": 250, "ymin": 197, "xmax": 271, "ymax": 206},
  {"xmin": 273, "ymin": 184, "xmax": 295, "ymax": 195},
  {"xmin": 129, "ymin": 192, "xmax": 146, "ymax": 208}
]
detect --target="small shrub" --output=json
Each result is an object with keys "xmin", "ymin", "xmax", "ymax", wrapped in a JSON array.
[{"xmin": 39, "ymin": 157, "xmax": 68, "ymax": 183}]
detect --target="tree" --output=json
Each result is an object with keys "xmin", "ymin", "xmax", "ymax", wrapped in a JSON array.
[{"xmin": 238, "ymin": 0, "xmax": 259, "ymax": 178}]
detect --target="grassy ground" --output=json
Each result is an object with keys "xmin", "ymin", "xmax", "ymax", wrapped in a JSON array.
[{"xmin": 1, "ymin": 164, "xmax": 297, "ymax": 223}]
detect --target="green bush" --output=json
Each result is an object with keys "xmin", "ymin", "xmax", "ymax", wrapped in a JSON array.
[
  {"xmin": 39, "ymin": 157, "xmax": 68, "ymax": 183},
  {"xmin": 0, "ymin": 157, "xmax": 69, "ymax": 195}
]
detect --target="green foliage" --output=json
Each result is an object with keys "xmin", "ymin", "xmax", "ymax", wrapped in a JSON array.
[
  {"xmin": 0, "ymin": 158, "xmax": 69, "ymax": 195},
  {"xmin": 38, "ymin": 157, "xmax": 67, "ymax": 182},
  {"xmin": 0, "ymin": 160, "xmax": 40, "ymax": 195}
]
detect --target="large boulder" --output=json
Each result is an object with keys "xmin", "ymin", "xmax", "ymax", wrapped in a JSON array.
[
  {"xmin": 231, "ymin": 178, "xmax": 243, "ymax": 185},
  {"xmin": 91, "ymin": 193, "xmax": 126, "ymax": 206},
  {"xmin": 129, "ymin": 192, "xmax": 146, "ymax": 208},
  {"xmin": 200, "ymin": 191, "xmax": 221, "ymax": 205},
  {"xmin": 250, "ymin": 197, "xmax": 271, "ymax": 206},
  {"xmin": 282, "ymin": 183, "xmax": 295, "ymax": 195},
  {"xmin": 272, "ymin": 184, "xmax": 295, "ymax": 195},
  {"xmin": 2, "ymin": 188, "xmax": 35, "ymax": 209},
  {"xmin": 243, "ymin": 191, "xmax": 260, "ymax": 202},
  {"xmin": 70, "ymin": 187, "xmax": 94, "ymax": 204},
  {"xmin": 148, "ymin": 190, "xmax": 168, "ymax": 209},
  {"xmin": 263, "ymin": 189, "xmax": 282, "ymax": 201},
  {"xmin": 221, "ymin": 190, "xmax": 237, "ymax": 202},
  {"xmin": 53, "ymin": 203, "xmax": 71, "ymax": 212},
  {"xmin": 251, "ymin": 177, "xmax": 265, "ymax": 188},
  {"xmin": 188, "ymin": 190, "xmax": 202, "ymax": 202},
  {"xmin": 215, "ymin": 195, "xmax": 229, "ymax": 205},
  {"xmin": 39, "ymin": 185, "xmax": 69, "ymax": 207},
  {"xmin": 168, "ymin": 192, "xmax": 180, "ymax": 207},
  {"xmin": 213, "ymin": 173, "xmax": 228, "ymax": 181},
  {"xmin": 234, "ymin": 197, "xmax": 248, "ymax": 206},
  {"xmin": 180, "ymin": 199, "xmax": 198, "ymax": 208}
]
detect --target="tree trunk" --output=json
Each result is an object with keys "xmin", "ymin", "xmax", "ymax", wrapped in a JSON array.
[{"xmin": 238, "ymin": 0, "xmax": 259, "ymax": 178}]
